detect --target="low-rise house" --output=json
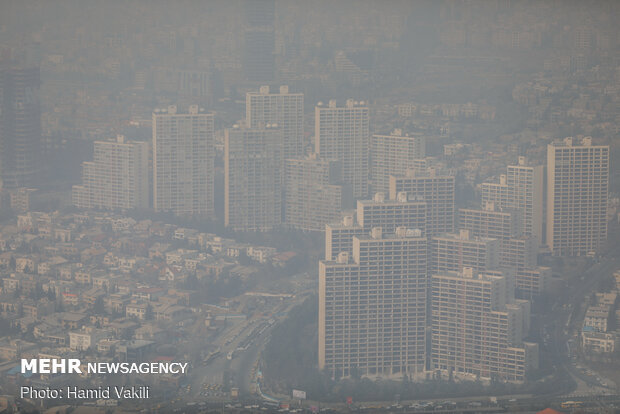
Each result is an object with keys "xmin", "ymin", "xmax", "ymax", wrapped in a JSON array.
[
  {"xmin": 584, "ymin": 305, "xmax": 612, "ymax": 332},
  {"xmin": 132, "ymin": 287, "xmax": 165, "ymax": 302},
  {"xmin": 153, "ymin": 303, "xmax": 190, "ymax": 322},
  {"xmin": 108, "ymin": 319, "xmax": 139, "ymax": 338},
  {"xmin": 148, "ymin": 242, "xmax": 171, "ymax": 259},
  {"xmin": 134, "ymin": 323, "xmax": 167, "ymax": 341},
  {"xmin": 61, "ymin": 292, "xmax": 79, "ymax": 307},
  {"xmin": 126, "ymin": 301, "xmax": 148, "ymax": 320},
  {"xmin": 97, "ymin": 338, "xmax": 120, "ymax": 355},
  {"xmin": 116, "ymin": 340, "xmax": 155, "ymax": 362},
  {"xmin": 0, "ymin": 295, "xmax": 20, "ymax": 315},
  {"xmin": 22, "ymin": 299, "xmax": 55, "ymax": 319},
  {"xmin": 246, "ymin": 246, "xmax": 276, "ymax": 263},
  {"xmin": 58, "ymin": 312, "xmax": 88, "ymax": 330},
  {"xmin": 105, "ymin": 293, "xmax": 131, "ymax": 314},
  {"xmin": 82, "ymin": 288, "xmax": 105, "ymax": 307},
  {"xmin": 596, "ymin": 292, "xmax": 618, "ymax": 308},
  {"xmin": 69, "ymin": 328, "xmax": 112, "ymax": 351},
  {"xmin": 33, "ymin": 324, "xmax": 68, "ymax": 346},
  {"xmin": 15, "ymin": 257, "xmax": 37, "ymax": 273},
  {"xmin": 37, "ymin": 256, "xmax": 68, "ymax": 276},
  {"xmin": 582, "ymin": 330, "xmax": 617, "ymax": 353}
]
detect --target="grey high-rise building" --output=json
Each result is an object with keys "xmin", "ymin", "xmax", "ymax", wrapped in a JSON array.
[
  {"xmin": 246, "ymin": 85, "xmax": 304, "ymax": 164},
  {"xmin": 72, "ymin": 135, "xmax": 149, "ymax": 211},
  {"xmin": 546, "ymin": 137, "xmax": 609, "ymax": 256},
  {"xmin": 152, "ymin": 105, "xmax": 215, "ymax": 217},
  {"xmin": 389, "ymin": 167, "xmax": 456, "ymax": 236},
  {"xmin": 319, "ymin": 227, "xmax": 427, "ymax": 379},
  {"xmin": 0, "ymin": 63, "xmax": 42, "ymax": 189},
  {"xmin": 325, "ymin": 191, "xmax": 426, "ymax": 261},
  {"xmin": 316, "ymin": 99, "xmax": 370, "ymax": 198},
  {"xmin": 430, "ymin": 229, "xmax": 500, "ymax": 275},
  {"xmin": 285, "ymin": 154, "xmax": 349, "ymax": 232},
  {"xmin": 431, "ymin": 268, "xmax": 538, "ymax": 383},
  {"xmin": 370, "ymin": 129, "xmax": 425, "ymax": 194},
  {"xmin": 243, "ymin": 0, "xmax": 275, "ymax": 82},
  {"xmin": 225, "ymin": 123, "xmax": 282, "ymax": 231},
  {"xmin": 481, "ymin": 157, "xmax": 544, "ymax": 246}
]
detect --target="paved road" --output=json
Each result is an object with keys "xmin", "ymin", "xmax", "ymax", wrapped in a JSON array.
[{"xmin": 540, "ymin": 256, "xmax": 619, "ymax": 396}]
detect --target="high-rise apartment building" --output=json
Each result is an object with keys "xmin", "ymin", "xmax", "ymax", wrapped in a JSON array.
[
  {"xmin": 480, "ymin": 176, "xmax": 509, "ymax": 211},
  {"xmin": 325, "ymin": 191, "xmax": 426, "ymax": 260},
  {"xmin": 370, "ymin": 129, "xmax": 426, "ymax": 194},
  {"xmin": 225, "ymin": 123, "xmax": 282, "ymax": 231},
  {"xmin": 325, "ymin": 214, "xmax": 362, "ymax": 261},
  {"xmin": 481, "ymin": 157, "xmax": 543, "ymax": 245},
  {"xmin": 389, "ymin": 167, "xmax": 455, "ymax": 236},
  {"xmin": 0, "ymin": 63, "xmax": 42, "ymax": 189},
  {"xmin": 152, "ymin": 105, "xmax": 215, "ymax": 217},
  {"xmin": 285, "ymin": 154, "xmax": 349, "ymax": 232},
  {"xmin": 547, "ymin": 137, "xmax": 609, "ymax": 256},
  {"xmin": 319, "ymin": 227, "xmax": 427, "ymax": 379},
  {"xmin": 459, "ymin": 202, "xmax": 519, "ymax": 242},
  {"xmin": 458, "ymin": 202, "xmax": 544, "ymax": 297},
  {"xmin": 431, "ymin": 268, "xmax": 538, "ymax": 382},
  {"xmin": 515, "ymin": 267, "xmax": 550, "ymax": 299},
  {"xmin": 430, "ymin": 230, "xmax": 500, "ymax": 274},
  {"xmin": 246, "ymin": 85, "xmax": 304, "ymax": 163},
  {"xmin": 507, "ymin": 158, "xmax": 543, "ymax": 244},
  {"xmin": 316, "ymin": 100, "xmax": 370, "ymax": 198},
  {"xmin": 243, "ymin": 0, "xmax": 275, "ymax": 82},
  {"xmin": 72, "ymin": 135, "xmax": 149, "ymax": 210},
  {"xmin": 501, "ymin": 236, "xmax": 538, "ymax": 271},
  {"xmin": 356, "ymin": 192, "xmax": 427, "ymax": 237}
]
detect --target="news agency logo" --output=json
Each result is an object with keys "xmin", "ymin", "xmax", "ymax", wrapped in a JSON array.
[
  {"xmin": 21, "ymin": 358, "xmax": 81, "ymax": 374},
  {"xmin": 21, "ymin": 359, "xmax": 189, "ymax": 374}
]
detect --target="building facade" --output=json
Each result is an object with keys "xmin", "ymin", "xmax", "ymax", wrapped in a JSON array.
[
  {"xmin": 246, "ymin": 85, "xmax": 304, "ymax": 163},
  {"xmin": 316, "ymin": 100, "xmax": 370, "ymax": 198},
  {"xmin": 430, "ymin": 230, "xmax": 500, "ymax": 274},
  {"xmin": 243, "ymin": 0, "xmax": 275, "ymax": 82},
  {"xmin": 389, "ymin": 167, "xmax": 455, "ymax": 236},
  {"xmin": 325, "ymin": 191, "xmax": 426, "ymax": 261},
  {"xmin": 73, "ymin": 135, "xmax": 149, "ymax": 210},
  {"xmin": 370, "ymin": 129, "xmax": 425, "ymax": 194},
  {"xmin": 431, "ymin": 268, "xmax": 537, "ymax": 382},
  {"xmin": 0, "ymin": 63, "xmax": 42, "ymax": 189},
  {"xmin": 547, "ymin": 137, "xmax": 609, "ymax": 256},
  {"xmin": 152, "ymin": 105, "xmax": 215, "ymax": 217},
  {"xmin": 285, "ymin": 154, "xmax": 348, "ymax": 231},
  {"xmin": 319, "ymin": 227, "xmax": 427, "ymax": 379},
  {"xmin": 225, "ymin": 123, "xmax": 282, "ymax": 231},
  {"xmin": 480, "ymin": 157, "xmax": 544, "ymax": 245}
]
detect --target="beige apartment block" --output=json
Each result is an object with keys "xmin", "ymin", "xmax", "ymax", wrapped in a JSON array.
[
  {"xmin": 389, "ymin": 167, "xmax": 455, "ymax": 236},
  {"xmin": 225, "ymin": 123, "xmax": 282, "ymax": 231},
  {"xmin": 285, "ymin": 154, "xmax": 348, "ymax": 232},
  {"xmin": 316, "ymin": 99, "xmax": 370, "ymax": 198},
  {"xmin": 153, "ymin": 105, "xmax": 215, "ymax": 217},
  {"xmin": 325, "ymin": 191, "xmax": 426, "ymax": 261},
  {"xmin": 73, "ymin": 135, "xmax": 149, "ymax": 210},
  {"xmin": 481, "ymin": 157, "xmax": 543, "ymax": 245},
  {"xmin": 246, "ymin": 85, "xmax": 304, "ymax": 165},
  {"xmin": 370, "ymin": 129, "xmax": 425, "ymax": 194},
  {"xmin": 319, "ymin": 227, "xmax": 427, "ymax": 379},
  {"xmin": 431, "ymin": 268, "xmax": 537, "ymax": 383},
  {"xmin": 430, "ymin": 229, "xmax": 500, "ymax": 274},
  {"xmin": 547, "ymin": 137, "xmax": 609, "ymax": 256}
]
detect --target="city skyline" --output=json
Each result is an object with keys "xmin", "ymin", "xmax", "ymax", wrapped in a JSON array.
[{"xmin": 0, "ymin": 1, "xmax": 619, "ymax": 411}]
